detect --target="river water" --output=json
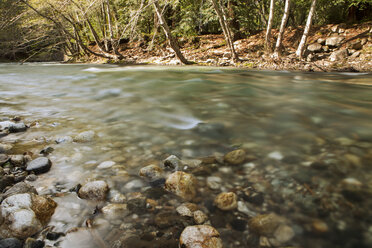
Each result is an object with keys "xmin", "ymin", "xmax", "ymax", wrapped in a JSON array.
[{"xmin": 1, "ymin": 63, "xmax": 372, "ymax": 248}]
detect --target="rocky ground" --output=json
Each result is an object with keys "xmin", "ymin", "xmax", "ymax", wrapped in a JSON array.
[
  {"xmin": 1, "ymin": 115, "xmax": 372, "ymax": 248},
  {"xmin": 84, "ymin": 22, "xmax": 372, "ymax": 72}
]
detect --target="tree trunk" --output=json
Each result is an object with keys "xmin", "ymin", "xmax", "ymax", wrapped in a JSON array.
[
  {"xmin": 210, "ymin": 0, "xmax": 239, "ymax": 63},
  {"xmin": 296, "ymin": 0, "xmax": 317, "ymax": 58},
  {"xmin": 152, "ymin": 0, "xmax": 192, "ymax": 65},
  {"xmin": 273, "ymin": 0, "xmax": 290, "ymax": 57},
  {"xmin": 265, "ymin": 0, "xmax": 275, "ymax": 52}
]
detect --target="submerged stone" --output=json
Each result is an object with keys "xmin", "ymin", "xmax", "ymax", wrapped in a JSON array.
[
  {"xmin": 179, "ymin": 225, "xmax": 223, "ymax": 248},
  {"xmin": 214, "ymin": 192, "xmax": 238, "ymax": 211},
  {"xmin": 78, "ymin": 180, "xmax": 109, "ymax": 201},
  {"xmin": 73, "ymin": 131, "xmax": 95, "ymax": 142},
  {"xmin": 224, "ymin": 149, "xmax": 246, "ymax": 165},
  {"xmin": 165, "ymin": 171, "xmax": 197, "ymax": 200}
]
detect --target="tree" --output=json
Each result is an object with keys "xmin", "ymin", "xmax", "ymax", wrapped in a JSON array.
[
  {"xmin": 296, "ymin": 0, "xmax": 317, "ymax": 58},
  {"xmin": 273, "ymin": 0, "xmax": 291, "ymax": 57},
  {"xmin": 265, "ymin": 0, "xmax": 275, "ymax": 52}
]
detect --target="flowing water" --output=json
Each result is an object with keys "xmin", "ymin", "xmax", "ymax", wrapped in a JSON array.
[{"xmin": 1, "ymin": 63, "xmax": 372, "ymax": 248}]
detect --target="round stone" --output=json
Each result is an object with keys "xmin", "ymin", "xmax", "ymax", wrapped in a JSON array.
[
  {"xmin": 193, "ymin": 210, "xmax": 208, "ymax": 224},
  {"xmin": 214, "ymin": 192, "xmax": 238, "ymax": 211},
  {"xmin": 165, "ymin": 171, "xmax": 197, "ymax": 201},
  {"xmin": 73, "ymin": 131, "xmax": 95, "ymax": 142},
  {"xmin": 180, "ymin": 225, "xmax": 223, "ymax": 248},
  {"xmin": 78, "ymin": 181, "xmax": 109, "ymax": 201},
  {"xmin": 26, "ymin": 157, "xmax": 52, "ymax": 175},
  {"xmin": 0, "ymin": 238, "xmax": 23, "ymax": 248},
  {"xmin": 97, "ymin": 161, "xmax": 115, "ymax": 169},
  {"xmin": 224, "ymin": 149, "xmax": 246, "ymax": 165},
  {"xmin": 139, "ymin": 164, "xmax": 163, "ymax": 179},
  {"xmin": 101, "ymin": 204, "xmax": 129, "ymax": 220}
]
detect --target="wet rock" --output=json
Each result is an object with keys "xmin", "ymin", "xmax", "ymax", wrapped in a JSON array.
[
  {"xmin": 127, "ymin": 192, "xmax": 147, "ymax": 214},
  {"xmin": 149, "ymin": 178, "xmax": 166, "ymax": 188},
  {"xmin": 307, "ymin": 43, "xmax": 322, "ymax": 52},
  {"xmin": 55, "ymin": 136, "xmax": 73, "ymax": 144},
  {"xmin": 26, "ymin": 157, "xmax": 52, "ymax": 174},
  {"xmin": 180, "ymin": 225, "xmax": 223, "ymax": 248},
  {"xmin": 139, "ymin": 164, "xmax": 163, "ymax": 179},
  {"xmin": 194, "ymin": 122, "xmax": 226, "ymax": 138},
  {"xmin": 0, "ymin": 154, "xmax": 8, "ymax": 166},
  {"xmin": 214, "ymin": 192, "xmax": 238, "ymax": 211},
  {"xmin": 351, "ymin": 41, "xmax": 363, "ymax": 50},
  {"xmin": 0, "ymin": 175, "xmax": 14, "ymax": 192},
  {"xmin": 326, "ymin": 36, "xmax": 345, "ymax": 47},
  {"xmin": 341, "ymin": 177, "xmax": 362, "ymax": 190},
  {"xmin": 163, "ymin": 155, "xmax": 182, "ymax": 170},
  {"xmin": 194, "ymin": 210, "xmax": 208, "ymax": 224},
  {"xmin": 24, "ymin": 238, "xmax": 44, "ymax": 248},
  {"xmin": 155, "ymin": 211, "xmax": 182, "ymax": 228},
  {"xmin": 249, "ymin": 213, "xmax": 286, "ymax": 236},
  {"xmin": 224, "ymin": 149, "xmax": 246, "ymax": 165},
  {"xmin": 230, "ymin": 218, "xmax": 247, "ymax": 231},
  {"xmin": 40, "ymin": 147, "xmax": 54, "ymax": 156},
  {"xmin": 101, "ymin": 204, "xmax": 129, "ymax": 220},
  {"xmin": 350, "ymin": 51, "xmax": 361, "ymax": 58},
  {"xmin": 269, "ymin": 224, "xmax": 295, "ymax": 246},
  {"xmin": 329, "ymin": 49, "xmax": 348, "ymax": 62},
  {"xmin": 176, "ymin": 203, "xmax": 198, "ymax": 217},
  {"xmin": 0, "ymin": 143, "xmax": 12, "ymax": 154},
  {"xmin": 312, "ymin": 219, "xmax": 329, "ymax": 233},
  {"xmin": 109, "ymin": 190, "xmax": 126, "ymax": 203},
  {"xmin": 207, "ymin": 177, "xmax": 222, "ymax": 190},
  {"xmin": 8, "ymin": 123, "xmax": 27, "ymax": 133},
  {"xmin": 9, "ymin": 155, "xmax": 24, "ymax": 167},
  {"xmin": 237, "ymin": 201, "xmax": 256, "ymax": 217},
  {"xmin": 0, "ymin": 193, "xmax": 57, "ymax": 239},
  {"xmin": 322, "ymin": 45, "xmax": 330, "ymax": 52},
  {"xmin": 78, "ymin": 180, "xmax": 109, "ymax": 201},
  {"xmin": 165, "ymin": 171, "xmax": 197, "ymax": 201},
  {"xmin": 268, "ymin": 151, "xmax": 283, "ymax": 160},
  {"xmin": 73, "ymin": 131, "xmax": 95, "ymax": 142},
  {"xmin": 46, "ymin": 231, "xmax": 65, "ymax": 241},
  {"xmin": 97, "ymin": 161, "xmax": 115, "ymax": 169},
  {"xmin": 123, "ymin": 179, "xmax": 145, "ymax": 192},
  {"xmin": 3, "ymin": 182, "xmax": 38, "ymax": 199},
  {"xmin": 0, "ymin": 121, "xmax": 15, "ymax": 130},
  {"xmin": 0, "ymin": 238, "xmax": 23, "ymax": 248}
]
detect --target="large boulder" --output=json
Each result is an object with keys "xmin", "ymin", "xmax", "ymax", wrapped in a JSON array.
[
  {"xmin": 325, "ymin": 36, "xmax": 345, "ymax": 47},
  {"xmin": 0, "ymin": 193, "xmax": 57, "ymax": 239}
]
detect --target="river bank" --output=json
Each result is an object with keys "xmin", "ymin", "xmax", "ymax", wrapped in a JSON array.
[{"xmin": 79, "ymin": 23, "xmax": 372, "ymax": 72}]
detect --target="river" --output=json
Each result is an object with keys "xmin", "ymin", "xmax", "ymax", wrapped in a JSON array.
[{"xmin": 1, "ymin": 63, "xmax": 372, "ymax": 248}]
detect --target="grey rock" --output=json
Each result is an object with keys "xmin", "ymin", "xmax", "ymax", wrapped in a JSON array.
[
  {"xmin": 307, "ymin": 43, "xmax": 322, "ymax": 52},
  {"xmin": 123, "ymin": 179, "xmax": 145, "ymax": 192},
  {"xmin": 78, "ymin": 180, "xmax": 109, "ymax": 201},
  {"xmin": 26, "ymin": 157, "xmax": 52, "ymax": 174},
  {"xmin": 0, "ymin": 238, "xmax": 23, "ymax": 248},
  {"xmin": 8, "ymin": 123, "xmax": 27, "ymax": 133},
  {"xmin": 0, "ymin": 143, "xmax": 12, "ymax": 154},
  {"xmin": 9, "ymin": 155, "xmax": 24, "ymax": 167},
  {"xmin": 24, "ymin": 238, "xmax": 44, "ymax": 248},
  {"xmin": 329, "ymin": 49, "xmax": 348, "ymax": 62},
  {"xmin": 55, "ymin": 136, "xmax": 73, "ymax": 144},
  {"xmin": 326, "ymin": 36, "xmax": 345, "ymax": 47},
  {"xmin": 0, "ymin": 121, "xmax": 15, "ymax": 130},
  {"xmin": 3, "ymin": 182, "xmax": 38, "ymax": 199},
  {"xmin": 0, "ymin": 154, "xmax": 8, "ymax": 166},
  {"xmin": 73, "ymin": 131, "xmax": 95, "ymax": 143}
]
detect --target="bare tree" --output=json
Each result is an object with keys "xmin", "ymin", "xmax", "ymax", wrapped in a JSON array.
[
  {"xmin": 273, "ymin": 0, "xmax": 290, "ymax": 57},
  {"xmin": 265, "ymin": 0, "xmax": 275, "ymax": 52},
  {"xmin": 296, "ymin": 0, "xmax": 317, "ymax": 58},
  {"xmin": 210, "ymin": 0, "xmax": 239, "ymax": 63},
  {"xmin": 152, "ymin": 0, "xmax": 192, "ymax": 65}
]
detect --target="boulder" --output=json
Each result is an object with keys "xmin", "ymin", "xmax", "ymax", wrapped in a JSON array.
[
  {"xmin": 325, "ymin": 36, "xmax": 345, "ymax": 47},
  {"xmin": 165, "ymin": 171, "xmax": 197, "ymax": 200},
  {"xmin": 307, "ymin": 43, "xmax": 322, "ymax": 52},
  {"xmin": 179, "ymin": 225, "xmax": 223, "ymax": 248},
  {"xmin": 26, "ymin": 157, "xmax": 52, "ymax": 174},
  {"xmin": 329, "ymin": 49, "xmax": 348, "ymax": 62},
  {"xmin": 78, "ymin": 180, "xmax": 109, "ymax": 201}
]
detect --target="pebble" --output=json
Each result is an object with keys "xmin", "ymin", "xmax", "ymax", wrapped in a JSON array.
[
  {"xmin": 24, "ymin": 238, "xmax": 44, "ymax": 248},
  {"xmin": 26, "ymin": 157, "xmax": 52, "ymax": 174},
  {"xmin": 97, "ymin": 161, "xmax": 116, "ymax": 169},
  {"xmin": 214, "ymin": 192, "xmax": 238, "ymax": 211},
  {"xmin": 312, "ymin": 219, "xmax": 329, "ymax": 233},
  {"xmin": 55, "ymin": 136, "xmax": 73, "ymax": 144},
  {"xmin": 123, "ymin": 179, "xmax": 145, "ymax": 192},
  {"xmin": 163, "ymin": 155, "xmax": 182, "ymax": 170},
  {"xmin": 179, "ymin": 225, "xmax": 223, "ymax": 248},
  {"xmin": 139, "ymin": 164, "xmax": 163, "ymax": 179},
  {"xmin": 268, "ymin": 151, "xmax": 283, "ymax": 160},
  {"xmin": 193, "ymin": 210, "xmax": 208, "ymax": 224},
  {"xmin": 73, "ymin": 131, "xmax": 95, "ymax": 142},
  {"xmin": 224, "ymin": 149, "xmax": 246, "ymax": 165},
  {"xmin": 176, "ymin": 203, "xmax": 198, "ymax": 217},
  {"xmin": 165, "ymin": 171, "xmax": 197, "ymax": 200},
  {"xmin": 0, "ymin": 238, "xmax": 23, "ymax": 248},
  {"xmin": 270, "ymin": 224, "xmax": 295, "ymax": 246},
  {"xmin": 207, "ymin": 176, "xmax": 222, "ymax": 190},
  {"xmin": 109, "ymin": 190, "xmax": 127, "ymax": 203},
  {"xmin": 101, "ymin": 204, "xmax": 129, "ymax": 220},
  {"xmin": 0, "ymin": 143, "xmax": 12, "ymax": 154},
  {"xmin": 78, "ymin": 180, "xmax": 109, "ymax": 201},
  {"xmin": 249, "ymin": 213, "xmax": 286, "ymax": 236},
  {"xmin": 9, "ymin": 155, "xmax": 25, "ymax": 167}
]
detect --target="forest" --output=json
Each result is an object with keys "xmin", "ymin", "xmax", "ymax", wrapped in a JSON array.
[{"xmin": 0, "ymin": 0, "xmax": 371, "ymax": 66}]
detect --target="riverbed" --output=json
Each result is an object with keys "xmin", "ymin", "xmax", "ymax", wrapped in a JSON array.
[{"xmin": 1, "ymin": 63, "xmax": 372, "ymax": 248}]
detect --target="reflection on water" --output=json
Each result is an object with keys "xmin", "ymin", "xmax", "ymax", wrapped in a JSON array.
[{"xmin": 1, "ymin": 64, "xmax": 372, "ymax": 248}]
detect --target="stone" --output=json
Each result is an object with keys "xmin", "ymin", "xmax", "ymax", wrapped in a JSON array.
[
  {"xmin": 0, "ymin": 238, "xmax": 23, "ymax": 248},
  {"xmin": 101, "ymin": 204, "xmax": 129, "ymax": 220},
  {"xmin": 224, "ymin": 149, "xmax": 246, "ymax": 165},
  {"xmin": 351, "ymin": 41, "xmax": 363, "ymax": 50},
  {"xmin": 126, "ymin": 192, "xmax": 147, "ymax": 214},
  {"xmin": 0, "ymin": 121, "xmax": 15, "ymax": 130},
  {"xmin": 341, "ymin": 178, "xmax": 362, "ymax": 190},
  {"xmin": 0, "ymin": 143, "xmax": 12, "ymax": 154},
  {"xmin": 163, "ymin": 155, "xmax": 182, "ymax": 170},
  {"xmin": 176, "ymin": 203, "xmax": 198, "ymax": 217},
  {"xmin": 325, "ymin": 36, "xmax": 345, "ymax": 47},
  {"xmin": 26, "ymin": 157, "xmax": 52, "ymax": 174},
  {"xmin": 249, "ymin": 213, "xmax": 286, "ymax": 236},
  {"xmin": 329, "ymin": 49, "xmax": 348, "ymax": 62},
  {"xmin": 73, "ymin": 131, "xmax": 95, "ymax": 142},
  {"xmin": 270, "ymin": 224, "xmax": 295, "ymax": 246},
  {"xmin": 268, "ymin": 151, "xmax": 283, "ymax": 160},
  {"xmin": 0, "ymin": 154, "xmax": 8, "ymax": 165},
  {"xmin": 30, "ymin": 194, "xmax": 57, "ymax": 225},
  {"xmin": 139, "ymin": 164, "xmax": 162, "ymax": 179},
  {"xmin": 9, "ymin": 155, "xmax": 25, "ymax": 167},
  {"xmin": 317, "ymin": 38, "xmax": 326, "ymax": 45},
  {"xmin": 214, "ymin": 192, "xmax": 238, "ymax": 211},
  {"xmin": 0, "ymin": 175, "xmax": 14, "ymax": 192},
  {"xmin": 78, "ymin": 181, "xmax": 109, "ymax": 201},
  {"xmin": 3, "ymin": 182, "xmax": 38, "ymax": 199},
  {"xmin": 24, "ymin": 238, "xmax": 45, "ymax": 248},
  {"xmin": 55, "ymin": 136, "xmax": 73, "ymax": 144},
  {"xmin": 307, "ymin": 43, "xmax": 322, "ymax": 52},
  {"xmin": 109, "ymin": 191, "xmax": 126, "ymax": 203},
  {"xmin": 312, "ymin": 219, "xmax": 329, "ymax": 233},
  {"xmin": 123, "ymin": 179, "xmax": 145, "ymax": 192},
  {"xmin": 194, "ymin": 210, "xmax": 208, "ymax": 224},
  {"xmin": 165, "ymin": 171, "xmax": 197, "ymax": 201},
  {"xmin": 322, "ymin": 45, "xmax": 330, "ymax": 52},
  {"xmin": 97, "ymin": 161, "xmax": 115, "ymax": 169},
  {"xmin": 350, "ymin": 51, "xmax": 361, "ymax": 58},
  {"xmin": 8, "ymin": 123, "xmax": 27, "ymax": 133},
  {"xmin": 179, "ymin": 225, "xmax": 223, "ymax": 248},
  {"xmin": 207, "ymin": 176, "xmax": 222, "ymax": 190}
]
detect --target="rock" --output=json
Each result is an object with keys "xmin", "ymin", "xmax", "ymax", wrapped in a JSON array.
[
  {"xmin": 123, "ymin": 179, "xmax": 145, "ymax": 192},
  {"xmin": 109, "ymin": 190, "xmax": 126, "ymax": 203},
  {"xmin": 8, "ymin": 123, "xmax": 27, "ymax": 133},
  {"xmin": 0, "ymin": 154, "xmax": 8, "ymax": 166},
  {"xmin": 224, "ymin": 149, "xmax": 246, "ymax": 165},
  {"xmin": 325, "ymin": 36, "xmax": 345, "ymax": 47},
  {"xmin": 214, "ymin": 192, "xmax": 238, "ymax": 211},
  {"xmin": 322, "ymin": 45, "xmax": 330, "ymax": 52},
  {"xmin": 331, "ymin": 25, "xmax": 339, "ymax": 33},
  {"xmin": 24, "ymin": 238, "xmax": 44, "ymax": 248},
  {"xmin": 329, "ymin": 49, "xmax": 348, "ymax": 62},
  {"xmin": 269, "ymin": 224, "xmax": 295, "ymax": 246},
  {"xmin": 101, "ymin": 204, "xmax": 129, "ymax": 220},
  {"xmin": 165, "ymin": 171, "xmax": 197, "ymax": 201},
  {"xmin": 0, "ymin": 193, "xmax": 56, "ymax": 239},
  {"xmin": 207, "ymin": 176, "xmax": 222, "ymax": 190},
  {"xmin": 78, "ymin": 181, "xmax": 109, "ymax": 201},
  {"xmin": 317, "ymin": 38, "xmax": 326, "ymax": 45},
  {"xmin": 194, "ymin": 210, "xmax": 208, "ymax": 224},
  {"xmin": 341, "ymin": 178, "xmax": 362, "ymax": 190},
  {"xmin": 26, "ymin": 157, "xmax": 52, "ymax": 174},
  {"xmin": 0, "ymin": 143, "xmax": 12, "ymax": 154},
  {"xmin": 307, "ymin": 43, "xmax": 322, "ymax": 52},
  {"xmin": 3, "ymin": 182, "xmax": 38, "ymax": 199},
  {"xmin": 176, "ymin": 203, "xmax": 198, "ymax": 217},
  {"xmin": 249, "ymin": 213, "xmax": 286, "ymax": 236},
  {"xmin": 350, "ymin": 51, "xmax": 361, "ymax": 58},
  {"xmin": 0, "ymin": 175, "xmax": 14, "ymax": 192},
  {"xmin": 268, "ymin": 151, "xmax": 283, "ymax": 160},
  {"xmin": 139, "ymin": 164, "xmax": 162, "ymax": 179},
  {"xmin": 312, "ymin": 219, "xmax": 329, "ymax": 233},
  {"xmin": 9, "ymin": 155, "xmax": 25, "ymax": 167},
  {"xmin": 126, "ymin": 192, "xmax": 147, "ymax": 214},
  {"xmin": 179, "ymin": 225, "xmax": 223, "ymax": 248},
  {"xmin": 351, "ymin": 41, "xmax": 363, "ymax": 50},
  {"xmin": 97, "ymin": 161, "xmax": 115, "ymax": 169},
  {"xmin": 0, "ymin": 238, "xmax": 23, "ymax": 248},
  {"xmin": 55, "ymin": 136, "xmax": 73, "ymax": 144},
  {"xmin": 0, "ymin": 121, "xmax": 15, "ymax": 130},
  {"xmin": 73, "ymin": 131, "xmax": 95, "ymax": 142},
  {"xmin": 163, "ymin": 155, "xmax": 182, "ymax": 170}
]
